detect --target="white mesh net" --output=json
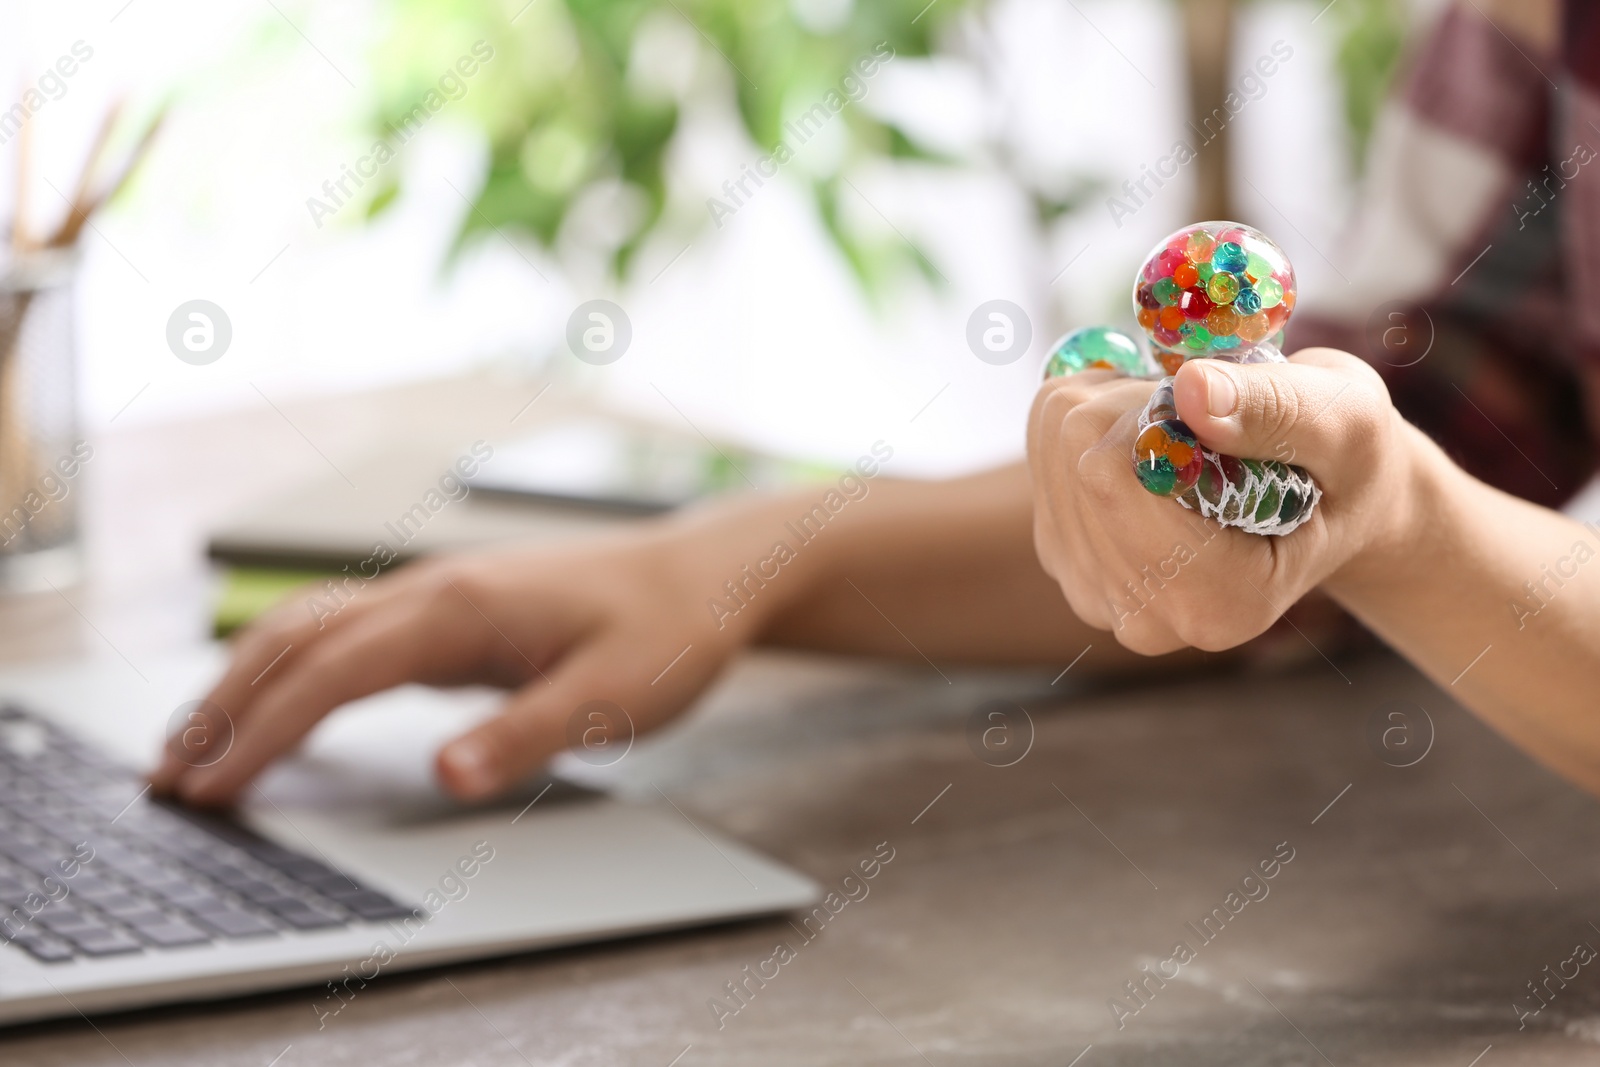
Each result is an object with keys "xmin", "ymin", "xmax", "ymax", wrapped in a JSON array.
[{"xmin": 1134, "ymin": 344, "xmax": 1321, "ymax": 537}]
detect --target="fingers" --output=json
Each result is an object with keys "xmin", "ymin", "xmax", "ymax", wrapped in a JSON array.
[
  {"xmin": 1076, "ymin": 433, "xmax": 1276, "ymax": 651},
  {"xmin": 435, "ymin": 627, "xmax": 705, "ymax": 799},
  {"xmin": 149, "ymin": 571, "xmax": 417, "ymax": 793},
  {"xmin": 1171, "ymin": 349, "xmax": 1390, "ymax": 489},
  {"xmin": 1030, "ymin": 376, "xmax": 1193, "ymax": 653},
  {"xmin": 1070, "ymin": 408, "xmax": 1193, "ymax": 654},
  {"xmin": 1029, "ymin": 378, "xmax": 1133, "ymax": 626},
  {"xmin": 435, "ymin": 639, "xmax": 620, "ymax": 799},
  {"xmin": 173, "ymin": 590, "xmax": 477, "ymax": 806}
]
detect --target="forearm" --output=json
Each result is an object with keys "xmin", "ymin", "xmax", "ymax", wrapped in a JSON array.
[
  {"xmin": 670, "ymin": 463, "xmax": 1123, "ymax": 666},
  {"xmin": 765, "ymin": 463, "xmax": 1103, "ymax": 663},
  {"xmin": 1327, "ymin": 425, "xmax": 1600, "ymax": 792}
]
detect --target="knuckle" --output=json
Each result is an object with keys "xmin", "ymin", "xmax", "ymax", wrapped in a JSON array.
[
  {"xmin": 1252, "ymin": 374, "xmax": 1302, "ymax": 444},
  {"xmin": 1066, "ymin": 590, "xmax": 1113, "ymax": 633},
  {"xmin": 1115, "ymin": 618, "xmax": 1180, "ymax": 657},
  {"xmin": 1174, "ymin": 600, "xmax": 1273, "ymax": 652},
  {"xmin": 1076, "ymin": 452, "xmax": 1123, "ymax": 509},
  {"xmin": 237, "ymin": 606, "xmax": 308, "ymax": 652},
  {"xmin": 1032, "ymin": 514, "xmax": 1066, "ymax": 580},
  {"xmin": 293, "ymin": 640, "xmax": 349, "ymax": 683}
]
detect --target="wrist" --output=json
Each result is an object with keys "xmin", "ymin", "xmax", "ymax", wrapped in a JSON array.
[
  {"xmin": 1324, "ymin": 417, "xmax": 1453, "ymax": 604},
  {"xmin": 656, "ymin": 487, "xmax": 837, "ymax": 641}
]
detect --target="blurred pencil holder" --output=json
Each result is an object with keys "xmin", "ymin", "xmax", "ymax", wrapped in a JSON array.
[{"xmin": 0, "ymin": 250, "xmax": 84, "ymax": 592}]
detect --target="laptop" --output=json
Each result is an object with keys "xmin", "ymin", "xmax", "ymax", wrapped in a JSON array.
[{"xmin": 0, "ymin": 649, "xmax": 817, "ymax": 1026}]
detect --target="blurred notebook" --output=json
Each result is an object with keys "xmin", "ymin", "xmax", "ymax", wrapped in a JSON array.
[
  {"xmin": 465, "ymin": 417, "xmax": 824, "ymax": 513},
  {"xmin": 206, "ymin": 418, "xmax": 829, "ymax": 572},
  {"xmin": 203, "ymin": 418, "xmax": 831, "ymax": 632}
]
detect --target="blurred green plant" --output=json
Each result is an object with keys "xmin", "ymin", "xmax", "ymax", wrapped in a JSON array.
[
  {"xmin": 364, "ymin": 0, "xmax": 991, "ymax": 291},
  {"xmin": 363, "ymin": 0, "xmax": 1411, "ymax": 288},
  {"xmin": 1326, "ymin": 0, "xmax": 1408, "ymax": 172}
]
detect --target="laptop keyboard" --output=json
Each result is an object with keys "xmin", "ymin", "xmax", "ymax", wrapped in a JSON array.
[{"xmin": 0, "ymin": 705, "xmax": 419, "ymax": 963}]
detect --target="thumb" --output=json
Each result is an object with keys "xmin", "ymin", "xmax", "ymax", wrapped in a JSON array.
[
  {"xmin": 435, "ymin": 641, "xmax": 627, "ymax": 799},
  {"xmin": 434, "ymin": 632, "xmax": 700, "ymax": 800},
  {"xmin": 1171, "ymin": 349, "xmax": 1388, "ymax": 476}
]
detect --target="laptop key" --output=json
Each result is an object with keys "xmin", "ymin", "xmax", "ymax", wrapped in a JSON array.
[
  {"xmin": 37, "ymin": 910, "xmax": 109, "ymax": 935},
  {"xmin": 231, "ymin": 879, "xmax": 290, "ymax": 902},
  {"xmin": 320, "ymin": 888, "xmax": 415, "ymax": 919},
  {"xmin": 129, "ymin": 918, "xmax": 210, "ymax": 948},
  {"xmin": 63, "ymin": 927, "xmax": 144, "ymax": 956},
  {"xmin": 152, "ymin": 882, "xmax": 224, "ymax": 909},
  {"xmin": 300, "ymin": 871, "xmax": 361, "ymax": 894},
  {"xmin": 11, "ymin": 931, "xmax": 74, "ymax": 962},
  {"xmin": 188, "ymin": 906, "xmax": 278, "ymax": 938},
  {"xmin": 267, "ymin": 902, "xmax": 345, "ymax": 930},
  {"xmin": 102, "ymin": 904, "xmax": 168, "ymax": 926}
]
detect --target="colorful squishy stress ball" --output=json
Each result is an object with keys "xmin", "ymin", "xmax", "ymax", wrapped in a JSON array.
[
  {"xmin": 1043, "ymin": 221, "xmax": 1320, "ymax": 537},
  {"xmin": 1044, "ymin": 325, "xmax": 1152, "ymax": 377}
]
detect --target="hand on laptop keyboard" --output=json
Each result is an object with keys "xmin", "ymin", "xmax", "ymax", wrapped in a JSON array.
[
  {"xmin": 0, "ymin": 708, "xmax": 418, "ymax": 963},
  {"xmin": 150, "ymin": 530, "xmax": 764, "ymax": 806}
]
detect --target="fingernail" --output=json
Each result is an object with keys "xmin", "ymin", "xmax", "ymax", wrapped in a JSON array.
[
  {"xmin": 1203, "ymin": 364, "xmax": 1239, "ymax": 417},
  {"xmin": 442, "ymin": 740, "xmax": 497, "ymax": 797}
]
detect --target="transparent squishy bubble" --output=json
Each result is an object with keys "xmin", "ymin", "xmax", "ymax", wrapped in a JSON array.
[
  {"xmin": 1043, "ymin": 326, "xmax": 1149, "ymax": 379},
  {"xmin": 1133, "ymin": 221, "xmax": 1296, "ymax": 371}
]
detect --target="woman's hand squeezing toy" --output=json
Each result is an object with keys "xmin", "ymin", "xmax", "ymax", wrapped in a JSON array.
[{"xmin": 1044, "ymin": 221, "xmax": 1319, "ymax": 536}]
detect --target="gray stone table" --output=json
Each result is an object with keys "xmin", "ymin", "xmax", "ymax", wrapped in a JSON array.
[{"xmin": 1, "ymin": 373, "xmax": 1595, "ymax": 1064}]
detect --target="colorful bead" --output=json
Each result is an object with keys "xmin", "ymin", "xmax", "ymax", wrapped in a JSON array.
[
  {"xmin": 1184, "ymin": 231, "xmax": 1217, "ymax": 263},
  {"xmin": 1206, "ymin": 271, "xmax": 1240, "ymax": 305},
  {"xmin": 1213, "ymin": 242, "xmax": 1247, "ymax": 274},
  {"xmin": 1236, "ymin": 313, "xmax": 1271, "ymax": 344},
  {"xmin": 1133, "ymin": 419, "xmax": 1203, "ymax": 496},
  {"xmin": 1154, "ymin": 278, "xmax": 1180, "ymax": 306},
  {"xmin": 1195, "ymin": 453, "xmax": 1226, "ymax": 507},
  {"xmin": 1173, "ymin": 262, "xmax": 1199, "ymax": 289},
  {"xmin": 1181, "ymin": 324, "xmax": 1213, "ymax": 351},
  {"xmin": 1179, "ymin": 288, "xmax": 1213, "ymax": 320},
  {"xmin": 1205, "ymin": 306, "xmax": 1240, "ymax": 337},
  {"xmin": 1255, "ymin": 277, "xmax": 1284, "ymax": 308},
  {"xmin": 1159, "ymin": 306, "xmax": 1185, "ymax": 331},
  {"xmin": 1244, "ymin": 251, "xmax": 1274, "ymax": 282},
  {"xmin": 1147, "ymin": 382, "xmax": 1178, "ymax": 421},
  {"xmin": 1253, "ymin": 481, "xmax": 1281, "ymax": 523},
  {"xmin": 1234, "ymin": 287, "xmax": 1262, "ymax": 315}
]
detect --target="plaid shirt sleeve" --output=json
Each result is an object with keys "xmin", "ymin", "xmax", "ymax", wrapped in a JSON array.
[{"xmin": 1288, "ymin": 0, "xmax": 1594, "ymax": 509}]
